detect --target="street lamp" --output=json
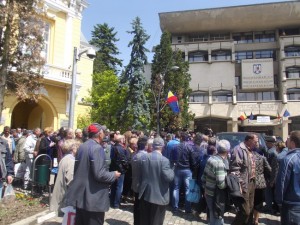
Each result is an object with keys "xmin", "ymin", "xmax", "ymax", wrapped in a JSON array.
[
  {"xmin": 156, "ymin": 65, "xmax": 179, "ymax": 135},
  {"xmin": 68, "ymin": 46, "xmax": 96, "ymax": 129}
]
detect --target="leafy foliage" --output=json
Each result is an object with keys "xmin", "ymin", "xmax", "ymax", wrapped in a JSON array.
[
  {"xmin": 89, "ymin": 23, "xmax": 122, "ymax": 74},
  {"xmin": 77, "ymin": 114, "xmax": 92, "ymax": 130},
  {"xmin": 89, "ymin": 70, "xmax": 126, "ymax": 130},
  {"xmin": 151, "ymin": 32, "xmax": 193, "ymax": 132},
  {"xmin": 119, "ymin": 17, "xmax": 150, "ymax": 130},
  {"xmin": 0, "ymin": 0, "xmax": 46, "ymax": 119}
]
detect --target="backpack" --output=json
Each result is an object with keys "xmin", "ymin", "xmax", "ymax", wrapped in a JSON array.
[{"xmin": 226, "ymin": 174, "xmax": 245, "ymax": 206}]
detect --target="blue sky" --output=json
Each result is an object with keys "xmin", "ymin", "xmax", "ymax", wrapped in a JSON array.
[{"xmin": 82, "ymin": 0, "xmax": 290, "ymax": 66}]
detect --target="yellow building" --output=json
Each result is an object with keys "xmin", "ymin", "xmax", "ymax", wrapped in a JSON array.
[{"xmin": 0, "ymin": 0, "xmax": 93, "ymax": 131}]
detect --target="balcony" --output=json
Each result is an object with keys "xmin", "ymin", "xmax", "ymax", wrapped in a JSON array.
[{"xmin": 42, "ymin": 64, "xmax": 79, "ymax": 85}]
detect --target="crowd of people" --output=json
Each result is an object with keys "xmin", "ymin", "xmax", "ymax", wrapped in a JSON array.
[{"xmin": 0, "ymin": 124, "xmax": 300, "ymax": 225}]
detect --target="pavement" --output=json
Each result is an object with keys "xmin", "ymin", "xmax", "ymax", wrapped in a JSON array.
[{"xmin": 34, "ymin": 202, "xmax": 280, "ymax": 225}]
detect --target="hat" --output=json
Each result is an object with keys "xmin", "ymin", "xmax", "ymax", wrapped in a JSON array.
[
  {"xmin": 88, "ymin": 123, "xmax": 107, "ymax": 135},
  {"xmin": 265, "ymin": 135, "xmax": 276, "ymax": 143},
  {"xmin": 152, "ymin": 137, "xmax": 165, "ymax": 148}
]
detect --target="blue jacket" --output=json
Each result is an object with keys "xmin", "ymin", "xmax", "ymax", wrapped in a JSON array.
[{"xmin": 275, "ymin": 148, "xmax": 300, "ymax": 205}]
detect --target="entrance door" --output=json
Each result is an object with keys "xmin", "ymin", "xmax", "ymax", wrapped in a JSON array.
[{"xmin": 11, "ymin": 100, "xmax": 54, "ymax": 129}]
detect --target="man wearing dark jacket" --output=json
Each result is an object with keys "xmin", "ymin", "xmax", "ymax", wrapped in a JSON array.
[
  {"xmin": 275, "ymin": 130, "xmax": 300, "ymax": 225},
  {"xmin": 230, "ymin": 133, "xmax": 258, "ymax": 225},
  {"xmin": 66, "ymin": 123, "xmax": 121, "ymax": 225},
  {"xmin": 109, "ymin": 134, "xmax": 130, "ymax": 208},
  {"xmin": 171, "ymin": 132, "xmax": 196, "ymax": 213},
  {"xmin": 0, "ymin": 137, "xmax": 14, "ymax": 200}
]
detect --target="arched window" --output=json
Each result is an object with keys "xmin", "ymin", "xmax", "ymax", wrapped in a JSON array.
[
  {"xmin": 212, "ymin": 90, "xmax": 232, "ymax": 102},
  {"xmin": 285, "ymin": 46, "xmax": 300, "ymax": 57},
  {"xmin": 211, "ymin": 50, "xmax": 231, "ymax": 61},
  {"xmin": 188, "ymin": 51, "xmax": 208, "ymax": 62},
  {"xmin": 286, "ymin": 66, "xmax": 300, "ymax": 78}
]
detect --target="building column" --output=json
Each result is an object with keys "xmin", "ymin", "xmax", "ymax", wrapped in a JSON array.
[
  {"xmin": 281, "ymin": 119, "xmax": 290, "ymax": 141},
  {"xmin": 230, "ymin": 120, "xmax": 238, "ymax": 132}
]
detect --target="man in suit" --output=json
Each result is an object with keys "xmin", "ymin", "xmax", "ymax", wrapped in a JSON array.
[
  {"xmin": 138, "ymin": 136, "xmax": 174, "ymax": 225},
  {"xmin": 66, "ymin": 123, "xmax": 121, "ymax": 225}
]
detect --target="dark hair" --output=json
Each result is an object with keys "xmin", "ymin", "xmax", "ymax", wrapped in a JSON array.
[
  {"xmin": 244, "ymin": 133, "xmax": 257, "ymax": 142},
  {"xmin": 181, "ymin": 132, "xmax": 189, "ymax": 141},
  {"xmin": 290, "ymin": 131, "xmax": 300, "ymax": 148},
  {"xmin": 109, "ymin": 132, "xmax": 115, "ymax": 140},
  {"xmin": 193, "ymin": 134, "xmax": 202, "ymax": 145},
  {"xmin": 137, "ymin": 136, "xmax": 148, "ymax": 150},
  {"xmin": 208, "ymin": 137, "xmax": 216, "ymax": 146},
  {"xmin": 174, "ymin": 131, "xmax": 181, "ymax": 139},
  {"xmin": 207, "ymin": 145, "xmax": 217, "ymax": 155}
]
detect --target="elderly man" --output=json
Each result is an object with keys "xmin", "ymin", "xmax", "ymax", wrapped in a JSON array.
[
  {"xmin": 275, "ymin": 131, "xmax": 300, "ymax": 225},
  {"xmin": 138, "ymin": 136, "xmax": 174, "ymax": 225},
  {"xmin": 202, "ymin": 140, "xmax": 230, "ymax": 225},
  {"xmin": 66, "ymin": 123, "xmax": 121, "ymax": 225},
  {"xmin": 230, "ymin": 133, "xmax": 258, "ymax": 225},
  {"xmin": 131, "ymin": 136, "xmax": 148, "ymax": 225}
]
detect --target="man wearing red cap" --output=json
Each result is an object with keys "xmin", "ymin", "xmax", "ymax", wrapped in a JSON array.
[{"xmin": 66, "ymin": 123, "xmax": 121, "ymax": 225}]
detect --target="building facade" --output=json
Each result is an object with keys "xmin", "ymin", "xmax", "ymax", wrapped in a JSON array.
[
  {"xmin": 159, "ymin": 1, "xmax": 300, "ymax": 140},
  {"xmin": 0, "ymin": 0, "xmax": 93, "ymax": 131}
]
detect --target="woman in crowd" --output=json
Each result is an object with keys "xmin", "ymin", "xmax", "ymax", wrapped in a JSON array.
[
  {"xmin": 253, "ymin": 149, "xmax": 272, "ymax": 225},
  {"xmin": 38, "ymin": 127, "xmax": 56, "ymax": 159},
  {"xmin": 50, "ymin": 139, "xmax": 81, "ymax": 214}
]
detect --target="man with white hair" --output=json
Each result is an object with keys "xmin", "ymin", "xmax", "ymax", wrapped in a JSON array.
[
  {"xmin": 202, "ymin": 139, "xmax": 230, "ymax": 225},
  {"xmin": 138, "ymin": 136, "xmax": 174, "ymax": 225}
]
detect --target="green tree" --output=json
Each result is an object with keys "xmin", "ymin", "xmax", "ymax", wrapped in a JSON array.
[
  {"xmin": 119, "ymin": 17, "xmax": 150, "ymax": 130},
  {"xmin": 151, "ymin": 32, "xmax": 193, "ymax": 132},
  {"xmin": 89, "ymin": 23, "xmax": 122, "ymax": 74},
  {"xmin": 89, "ymin": 70, "xmax": 125, "ymax": 130},
  {"xmin": 0, "ymin": 0, "xmax": 46, "ymax": 121}
]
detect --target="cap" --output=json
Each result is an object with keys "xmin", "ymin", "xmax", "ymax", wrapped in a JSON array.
[
  {"xmin": 152, "ymin": 136, "xmax": 165, "ymax": 148},
  {"xmin": 88, "ymin": 123, "xmax": 107, "ymax": 135}
]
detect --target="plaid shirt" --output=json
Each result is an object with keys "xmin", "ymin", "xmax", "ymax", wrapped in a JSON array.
[{"xmin": 202, "ymin": 155, "xmax": 228, "ymax": 197}]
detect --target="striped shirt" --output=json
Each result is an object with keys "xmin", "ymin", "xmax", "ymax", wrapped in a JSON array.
[{"xmin": 201, "ymin": 155, "xmax": 228, "ymax": 197}]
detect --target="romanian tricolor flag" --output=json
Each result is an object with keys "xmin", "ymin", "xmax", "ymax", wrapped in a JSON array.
[
  {"xmin": 239, "ymin": 112, "xmax": 247, "ymax": 121},
  {"xmin": 166, "ymin": 91, "xmax": 180, "ymax": 113}
]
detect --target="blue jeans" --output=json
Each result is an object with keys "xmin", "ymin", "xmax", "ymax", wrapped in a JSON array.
[
  {"xmin": 206, "ymin": 195, "xmax": 224, "ymax": 225},
  {"xmin": 281, "ymin": 203, "xmax": 300, "ymax": 225},
  {"xmin": 110, "ymin": 174, "xmax": 125, "ymax": 208},
  {"xmin": 173, "ymin": 168, "xmax": 192, "ymax": 212}
]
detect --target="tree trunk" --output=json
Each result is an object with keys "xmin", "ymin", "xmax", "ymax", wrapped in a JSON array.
[{"xmin": 0, "ymin": 0, "xmax": 13, "ymax": 122}]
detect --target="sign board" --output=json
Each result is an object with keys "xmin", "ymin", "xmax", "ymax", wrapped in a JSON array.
[
  {"xmin": 241, "ymin": 59, "xmax": 274, "ymax": 89},
  {"xmin": 257, "ymin": 116, "xmax": 271, "ymax": 123}
]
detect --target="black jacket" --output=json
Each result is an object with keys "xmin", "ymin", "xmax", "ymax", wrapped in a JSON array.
[{"xmin": 110, "ymin": 143, "xmax": 130, "ymax": 174}]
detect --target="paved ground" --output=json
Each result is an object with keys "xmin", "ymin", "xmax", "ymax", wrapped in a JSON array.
[{"xmin": 40, "ymin": 203, "xmax": 280, "ymax": 225}]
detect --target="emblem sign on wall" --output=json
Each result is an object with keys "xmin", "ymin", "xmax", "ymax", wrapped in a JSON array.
[{"xmin": 241, "ymin": 58, "xmax": 274, "ymax": 89}]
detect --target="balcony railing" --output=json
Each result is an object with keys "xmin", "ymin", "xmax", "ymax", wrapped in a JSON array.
[{"xmin": 42, "ymin": 64, "xmax": 73, "ymax": 84}]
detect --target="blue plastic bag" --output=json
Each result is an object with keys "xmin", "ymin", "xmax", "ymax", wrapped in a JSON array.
[{"xmin": 186, "ymin": 178, "xmax": 201, "ymax": 203}]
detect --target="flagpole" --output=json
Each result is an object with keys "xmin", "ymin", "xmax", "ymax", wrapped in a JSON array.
[{"xmin": 156, "ymin": 66, "xmax": 179, "ymax": 135}]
